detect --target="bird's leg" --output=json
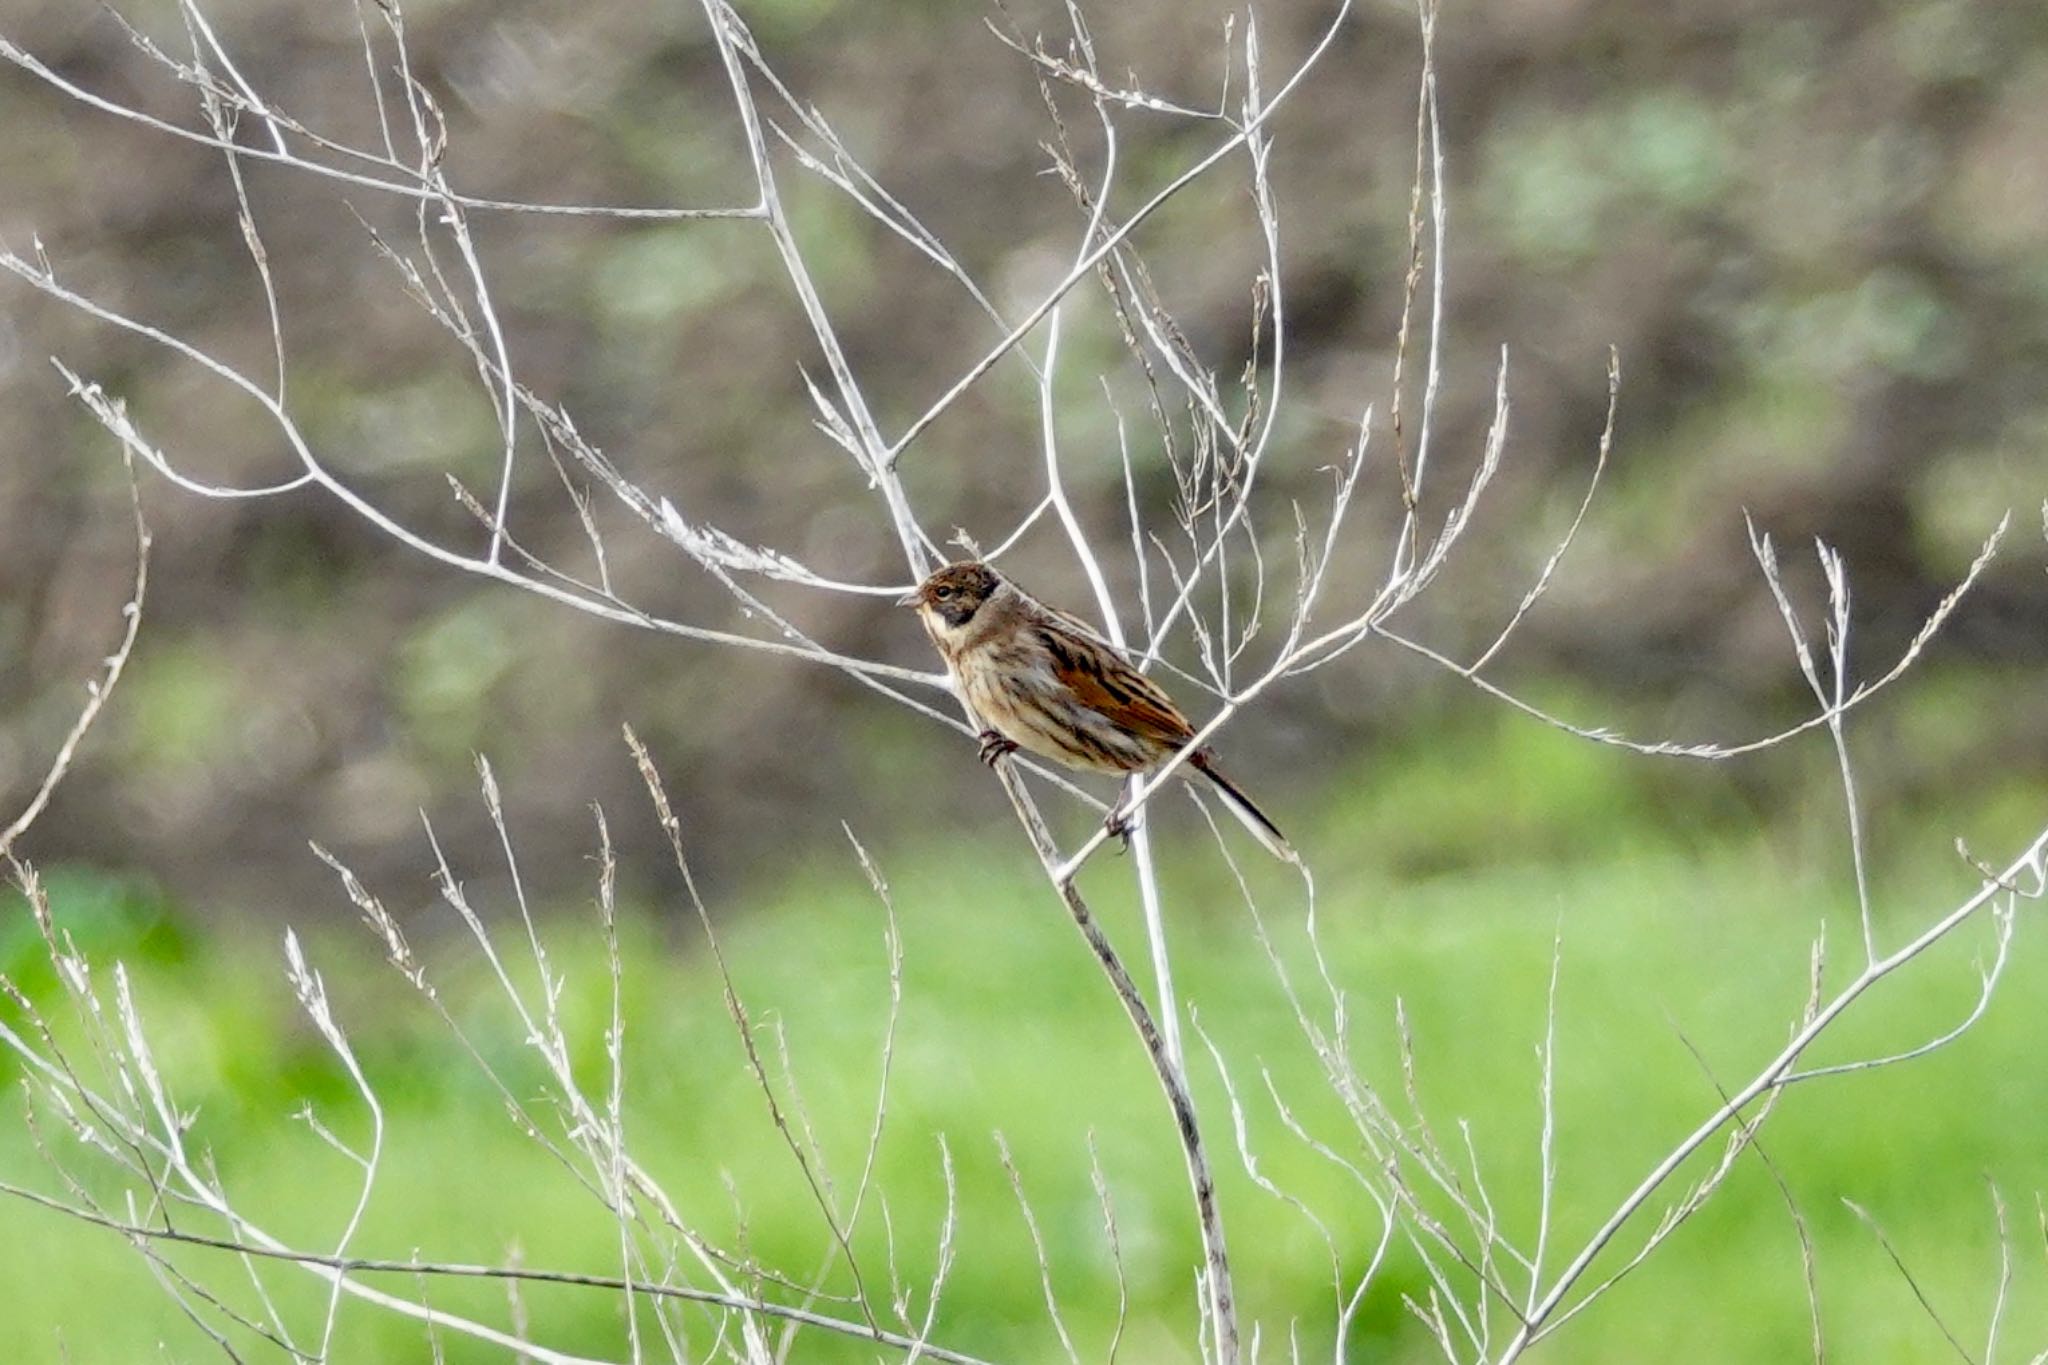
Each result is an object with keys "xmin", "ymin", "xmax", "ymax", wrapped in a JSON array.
[
  {"xmin": 1104, "ymin": 775, "xmax": 1141, "ymax": 853},
  {"xmin": 977, "ymin": 729, "xmax": 1019, "ymax": 767}
]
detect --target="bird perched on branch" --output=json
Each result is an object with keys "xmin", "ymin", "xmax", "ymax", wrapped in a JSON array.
[{"xmin": 899, "ymin": 561, "xmax": 1293, "ymax": 861}]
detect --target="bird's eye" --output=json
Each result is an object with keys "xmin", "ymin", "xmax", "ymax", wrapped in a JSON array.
[{"xmin": 934, "ymin": 586, "xmax": 954, "ymax": 599}]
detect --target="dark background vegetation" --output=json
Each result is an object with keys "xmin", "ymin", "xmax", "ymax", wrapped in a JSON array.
[
  {"xmin": 4, "ymin": 0, "xmax": 2043, "ymax": 914},
  {"xmin": 0, "ymin": 0, "xmax": 2044, "ymax": 1360}
]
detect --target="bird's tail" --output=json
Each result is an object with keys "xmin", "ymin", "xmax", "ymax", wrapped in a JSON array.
[{"xmin": 1188, "ymin": 751, "xmax": 1296, "ymax": 863}]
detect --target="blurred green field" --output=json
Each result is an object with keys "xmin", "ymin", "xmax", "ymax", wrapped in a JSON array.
[{"xmin": 2, "ymin": 708, "xmax": 2044, "ymax": 1363}]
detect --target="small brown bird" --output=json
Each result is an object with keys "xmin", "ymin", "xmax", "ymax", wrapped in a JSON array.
[{"xmin": 899, "ymin": 561, "xmax": 1292, "ymax": 860}]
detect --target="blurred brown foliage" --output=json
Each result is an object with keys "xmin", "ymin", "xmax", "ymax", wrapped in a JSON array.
[{"xmin": 1, "ymin": 0, "xmax": 2043, "ymax": 916}]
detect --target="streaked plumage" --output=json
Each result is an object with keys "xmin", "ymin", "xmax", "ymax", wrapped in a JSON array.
[{"xmin": 898, "ymin": 561, "xmax": 1293, "ymax": 860}]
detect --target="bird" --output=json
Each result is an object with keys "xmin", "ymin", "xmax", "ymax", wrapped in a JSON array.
[{"xmin": 898, "ymin": 560, "xmax": 1293, "ymax": 861}]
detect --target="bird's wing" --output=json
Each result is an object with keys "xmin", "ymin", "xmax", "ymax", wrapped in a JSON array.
[
  {"xmin": 1043, "ymin": 604, "xmax": 1114, "ymax": 644},
  {"xmin": 1032, "ymin": 621, "xmax": 1195, "ymax": 746}
]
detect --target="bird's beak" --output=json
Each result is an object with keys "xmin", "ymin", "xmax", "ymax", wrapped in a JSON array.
[{"xmin": 894, "ymin": 588, "xmax": 922, "ymax": 608}]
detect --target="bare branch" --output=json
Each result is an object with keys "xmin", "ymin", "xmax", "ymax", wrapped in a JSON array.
[
  {"xmin": 0, "ymin": 1182, "xmax": 1000, "ymax": 1365},
  {"xmin": 0, "ymin": 460, "xmax": 149, "ymax": 859}
]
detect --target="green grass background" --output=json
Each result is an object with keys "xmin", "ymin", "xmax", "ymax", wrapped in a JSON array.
[{"xmin": 3, "ymin": 704, "xmax": 2044, "ymax": 1363}]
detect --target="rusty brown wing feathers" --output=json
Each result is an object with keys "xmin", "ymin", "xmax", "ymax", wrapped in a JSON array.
[
  {"xmin": 1034, "ymin": 617, "xmax": 1294, "ymax": 861},
  {"xmin": 1032, "ymin": 621, "xmax": 1194, "ymax": 748}
]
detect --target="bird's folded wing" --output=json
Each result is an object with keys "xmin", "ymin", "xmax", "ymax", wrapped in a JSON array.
[{"xmin": 1034, "ymin": 626, "xmax": 1194, "ymax": 745}]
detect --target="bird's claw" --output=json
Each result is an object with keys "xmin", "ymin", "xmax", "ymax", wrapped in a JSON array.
[
  {"xmin": 977, "ymin": 729, "xmax": 1019, "ymax": 767},
  {"xmin": 1104, "ymin": 805, "xmax": 1135, "ymax": 853}
]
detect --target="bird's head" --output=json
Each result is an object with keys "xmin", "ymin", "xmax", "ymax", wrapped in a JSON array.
[{"xmin": 897, "ymin": 561, "xmax": 1002, "ymax": 632}]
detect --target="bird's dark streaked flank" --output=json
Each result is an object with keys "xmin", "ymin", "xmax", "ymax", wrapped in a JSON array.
[{"xmin": 898, "ymin": 561, "xmax": 1293, "ymax": 861}]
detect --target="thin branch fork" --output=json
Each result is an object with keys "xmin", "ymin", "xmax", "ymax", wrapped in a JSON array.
[
  {"xmin": 882, "ymin": 0, "xmax": 1359, "ymax": 469},
  {"xmin": 1497, "ymin": 827, "xmax": 2048, "ymax": 1361},
  {"xmin": 984, "ymin": 747, "xmax": 1240, "ymax": 1360}
]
